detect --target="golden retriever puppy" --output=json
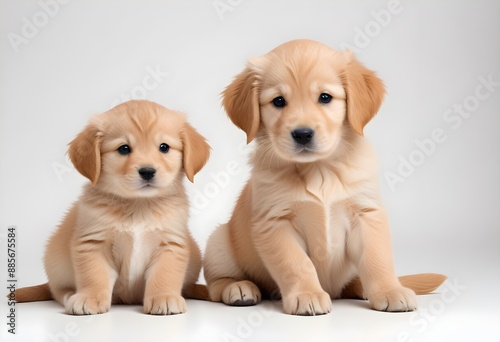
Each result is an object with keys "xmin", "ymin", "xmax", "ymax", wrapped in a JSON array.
[
  {"xmin": 16, "ymin": 100, "xmax": 210, "ymax": 315},
  {"xmin": 203, "ymin": 39, "xmax": 446, "ymax": 315}
]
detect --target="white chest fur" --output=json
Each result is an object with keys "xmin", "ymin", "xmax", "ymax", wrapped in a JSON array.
[
  {"xmin": 112, "ymin": 224, "xmax": 156, "ymax": 303},
  {"xmin": 296, "ymin": 165, "xmax": 360, "ymax": 296}
]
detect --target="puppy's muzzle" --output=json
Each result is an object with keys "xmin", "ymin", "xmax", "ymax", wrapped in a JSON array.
[
  {"xmin": 291, "ymin": 128, "xmax": 314, "ymax": 146},
  {"xmin": 138, "ymin": 167, "xmax": 156, "ymax": 181}
]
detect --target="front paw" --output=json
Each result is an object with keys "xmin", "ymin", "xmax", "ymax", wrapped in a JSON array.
[
  {"xmin": 64, "ymin": 293, "xmax": 111, "ymax": 315},
  {"xmin": 368, "ymin": 286, "xmax": 417, "ymax": 312},
  {"xmin": 144, "ymin": 294, "xmax": 187, "ymax": 315},
  {"xmin": 283, "ymin": 290, "xmax": 332, "ymax": 315}
]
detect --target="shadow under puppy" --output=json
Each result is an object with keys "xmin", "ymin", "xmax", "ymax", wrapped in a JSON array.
[
  {"xmin": 204, "ymin": 39, "xmax": 446, "ymax": 315},
  {"xmin": 15, "ymin": 100, "xmax": 210, "ymax": 315}
]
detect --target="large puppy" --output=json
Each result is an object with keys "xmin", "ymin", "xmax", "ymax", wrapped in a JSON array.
[
  {"xmin": 204, "ymin": 40, "xmax": 445, "ymax": 315},
  {"xmin": 16, "ymin": 100, "xmax": 210, "ymax": 315}
]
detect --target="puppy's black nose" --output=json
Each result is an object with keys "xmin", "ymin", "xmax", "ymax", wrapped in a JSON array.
[
  {"xmin": 138, "ymin": 167, "xmax": 156, "ymax": 181},
  {"xmin": 291, "ymin": 128, "xmax": 314, "ymax": 145}
]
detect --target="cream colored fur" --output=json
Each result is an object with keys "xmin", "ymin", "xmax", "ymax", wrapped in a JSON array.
[
  {"xmin": 16, "ymin": 100, "xmax": 210, "ymax": 315},
  {"xmin": 203, "ymin": 39, "xmax": 446, "ymax": 315}
]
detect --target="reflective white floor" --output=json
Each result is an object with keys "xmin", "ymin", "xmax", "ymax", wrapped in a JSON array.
[{"xmin": 2, "ymin": 269, "xmax": 499, "ymax": 342}]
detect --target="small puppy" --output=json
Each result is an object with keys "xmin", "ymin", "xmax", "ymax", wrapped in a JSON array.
[
  {"xmin": 16, "ymin": 100, "xmax": 210, "ymax": 315},
  {"xmin": 203, "ymin": 39, "xmax": 446, "ymax": 315}
]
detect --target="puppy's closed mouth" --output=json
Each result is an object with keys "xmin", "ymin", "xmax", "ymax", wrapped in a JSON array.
[
  {"xmin": 289, "ymin": 147, "xmax": 322, "ymax": 163},
  {"xmin": 295, "ymin": 146, "xmax": 316, "ymax": 153},
  {"xmin": 139, "ymin": 182, "xmax": 157, "ymax": 190},
  {"xmin": 295, "ymin": 151, "xmax": 315, "ymax": 160}
]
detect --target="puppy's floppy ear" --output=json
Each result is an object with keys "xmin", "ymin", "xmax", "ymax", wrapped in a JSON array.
[
  {"xmin": 222, "ymin": 67, "xmax": 260, "ymax": 143},
  {"xmin": 341, "ymin": 52, "xmax": 386, "ymax": 136},
  {"xmin": 68, "ymin": 122, "xmax": 103, "ymax": 185},
  {"xmin": 181, "ymin": 122, "xmax": 210, "ymax": 183}
]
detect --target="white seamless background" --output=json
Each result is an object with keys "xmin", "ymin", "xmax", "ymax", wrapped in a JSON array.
[{"xmin": 0, "ymin": 1, "xmax": 499, "ymax": 342}]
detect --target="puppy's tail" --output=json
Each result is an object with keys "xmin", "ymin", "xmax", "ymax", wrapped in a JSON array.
[
  {"xmin": 182, "ymin": 283, "xmax": 210, "ymax": 301},
  {"xmin": 341, "ymin": 273, "xmax": 448, "ymax": 299},
  {"xmin": 10, "ymin": 283, "xmax": 52, "ymax": 303},
  {"xmin": 13, "ymin": 283, "xmax": 210, "ymax": 302}
]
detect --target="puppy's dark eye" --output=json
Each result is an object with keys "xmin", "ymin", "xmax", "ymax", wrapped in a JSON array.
[
  {"xmin": 318, "ymin": 93, "xmax": 333, "ymax": 104},
  {"xmin": 117, "ymin": 145, "xmax": 131, "ymax": 155},
  {"xmin": 272, "ymin": 96, "xmax": 286, "ymax": 108},
  {"xmin": 159, "ymin": 143, "xmax": 170, "ymax": 153}
]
